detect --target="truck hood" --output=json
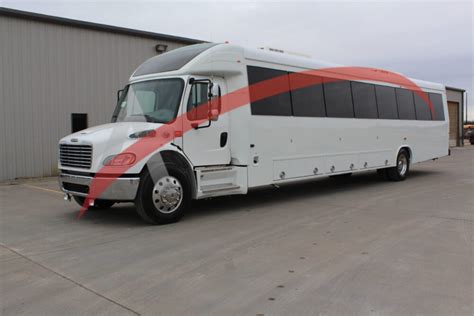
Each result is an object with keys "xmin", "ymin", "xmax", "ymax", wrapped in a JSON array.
[
  {"xmin": 63, "ymin": 122, "xmax": 160, "ymax": 142},
  {"xmin": 59, "ymin": 122, "xmax": 169, "ymax": 173}
]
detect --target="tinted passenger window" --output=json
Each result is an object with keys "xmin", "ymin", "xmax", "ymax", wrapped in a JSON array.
[
  {"xmin": 247, "ymin": 66, "xmax": 292, "ymax": 116},
  {"xmin": 414, "ymin": 92, "xmax": 433, "ymax": 120},
  {"xmin": 323, "ymin": 79, "xmax": 354, "ymax": 118},
  {"xmin": 428, "ymin": 93, "xmax": 445, "ymax": 121},
  {"xmin": 289, "ymin": 73, "xmax": 325, "ymax": 117},
  {"xmin": 351, "ymin": 82, "xmax": 378, "ymax": 119},
  {"xmin": 395, "ymin": 88, "xmax": 416, "ymax": 120},
  {"xmin": 375, "ymin": 86, "xmax": 398, "ymax": 119}
]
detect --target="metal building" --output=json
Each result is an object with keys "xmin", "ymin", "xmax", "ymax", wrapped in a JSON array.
[
  {"xmin": 0, "ymin": 8, "xmax": 467, "ymax": 182},
  {"xmin": 445, "ymin": 87, "xmax": 466, "ymax": 147},
  {"xmin": 0, "ymin": 8, "xmax": 202, "ymax": 181}
]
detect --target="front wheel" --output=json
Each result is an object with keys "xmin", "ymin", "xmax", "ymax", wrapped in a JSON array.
[
  {"xmin": 135, "ymin": 164, "xmax": 191, "ymax": 225},
  {"xmin": 386, "ymin": 149, "xmax": 410, "ymax": 181}
]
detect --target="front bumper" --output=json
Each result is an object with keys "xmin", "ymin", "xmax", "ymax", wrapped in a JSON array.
[{"xmin": 59, "ymin": 173, "xmax": 140, "ymax": 201}]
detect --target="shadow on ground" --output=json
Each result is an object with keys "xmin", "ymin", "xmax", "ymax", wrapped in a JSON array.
[{"xmin": 72, "ymin": 169, "xmax": 441, "ymax": 226}]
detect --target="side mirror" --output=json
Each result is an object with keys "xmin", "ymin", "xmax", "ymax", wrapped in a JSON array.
[
  {"xmin": 117, "ymin": 89, "xmax": 124, "ymax": 102},
  {"xmin": 209, "ymin": 109, "xmax": 219, "ymax": 121},
  {"xmin": 209, "ymin": 83, "xmax": 220, "ymax": 99},
  {"xmin": 208, "ymin": 83, "xmax": 221, "ymax": 121}
]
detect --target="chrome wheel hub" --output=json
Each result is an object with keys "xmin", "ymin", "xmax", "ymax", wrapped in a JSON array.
[
  {"xmin": 397, "ymin": 155, "xmax": 408, "ymax": 176},
  {"xmin": 152, "ymin": 176, "xmax": 183, "ymax": 214}
]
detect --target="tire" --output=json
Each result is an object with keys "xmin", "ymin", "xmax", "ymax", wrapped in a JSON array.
[
  {"xmin": 135, "ymin": 163, "xmax": 191, "ymax": 225},
  {"xmin": 386, "ymin": 149, "xmax": 410, "ymax": 181},
  {"xmin": 72, "ymin": 196, "xmax": 115, "ymax": 209}
]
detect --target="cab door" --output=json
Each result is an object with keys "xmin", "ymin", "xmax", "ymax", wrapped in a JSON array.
[{"xmin": 182, "ymin": 77, "xmax": 230, "ymax": 166}]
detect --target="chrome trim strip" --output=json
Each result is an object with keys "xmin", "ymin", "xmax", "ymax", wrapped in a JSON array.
[{"xmin": 59, "ymin": 173, "xmax": 140, "ymax": 201}]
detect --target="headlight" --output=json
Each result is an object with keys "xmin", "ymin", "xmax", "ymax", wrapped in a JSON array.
[
  {"xmin": 103, "ymin": 153, "xmax": 136, "ymax": 166},
  {"xmin": 129, "ymin": 130, "xmax": 156, "ymax": 139}
]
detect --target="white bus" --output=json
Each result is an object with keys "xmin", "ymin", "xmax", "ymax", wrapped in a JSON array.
[{"xmin": 58, "ymin": 43, "xmax": 449, "ymax": 224}]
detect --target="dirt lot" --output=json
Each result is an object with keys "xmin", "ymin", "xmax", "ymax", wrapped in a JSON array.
[{"xmin": 1, "ymin": 147, "xmax": 473, "ymax": 315}]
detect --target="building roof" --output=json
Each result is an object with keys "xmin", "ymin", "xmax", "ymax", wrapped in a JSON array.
[
  {"xmin": 446, "ymin": 86, "xmax": 466, "ymax": 93},
  {"xmin": 0, "ymin": 7, "xmax": 204, "ymax": 45}
]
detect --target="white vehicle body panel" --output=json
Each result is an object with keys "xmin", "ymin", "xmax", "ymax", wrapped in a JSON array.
[
  {"xmin": 58, "ymin": 43, "xmax": 449, "ymax": 201},
  {"xmin": 59, "ymin": 121, "xmax": 180, "ymax": 175},
  {"xmin": 181, "ymin": 76, "xmax": 231, "ymax": 166}
]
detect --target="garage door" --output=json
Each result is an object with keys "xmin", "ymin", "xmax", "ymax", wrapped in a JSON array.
[{"xmin": 448, "ymin": 101, "xmax": 459, "ymax": 146}]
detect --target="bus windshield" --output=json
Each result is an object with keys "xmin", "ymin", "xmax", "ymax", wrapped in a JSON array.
[{"xmin": 112, "ymin": 78, "xmax": 184, "ymax": 124}]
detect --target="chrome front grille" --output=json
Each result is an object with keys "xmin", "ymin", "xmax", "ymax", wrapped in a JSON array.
[{"xmin": 59, "ymin": 144, "xmax": 92, "ymax": 169}]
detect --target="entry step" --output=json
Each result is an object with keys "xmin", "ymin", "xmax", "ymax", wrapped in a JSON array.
[
  {"xmin": 195, "ymin": 165, "xmax": 247, "ymax": 198},
  {"xmin": 201, "ymin": 183, "xmax": 241, "ymax": 193}
]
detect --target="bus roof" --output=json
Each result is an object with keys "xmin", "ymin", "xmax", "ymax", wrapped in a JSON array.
[{"xmin": 132, "ymin": 43, "xmax": 445, "ymax": 92}]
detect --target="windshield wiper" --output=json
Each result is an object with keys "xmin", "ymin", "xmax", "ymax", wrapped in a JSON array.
[
  {"xmin": 143, "ymin": 114, "xmax": 157, "ymax": 123},
  {"xmin": 129, "ymin": 114, "xmax": 162, "ymax": 123}
]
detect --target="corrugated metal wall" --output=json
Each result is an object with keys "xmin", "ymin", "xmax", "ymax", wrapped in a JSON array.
[{"xmin": 0, "ymin": 15, "xmax": 188, "ymax": 181}]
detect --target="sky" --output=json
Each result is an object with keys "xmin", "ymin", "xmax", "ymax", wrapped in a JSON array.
[{"xmin": 3, "ymin": 0, "xmax": 473, "ymax": 120}]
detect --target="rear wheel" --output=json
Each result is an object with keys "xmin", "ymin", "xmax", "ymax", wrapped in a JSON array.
[
  {"xmin": 135, "ymin": 164, "xmax": 191, "ymax": 225},
  {"xmin": 72, "ymin": 196, "xmax": 115, "ymax": 209},
  {"xmin": 386, "ymin": 149, "xmax": 410, "ymax": 181}
]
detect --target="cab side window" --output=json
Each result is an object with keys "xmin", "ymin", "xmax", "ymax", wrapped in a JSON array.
[{"xmin": 187, "ymin": 82, "xmax": 209, "ymax": 121}]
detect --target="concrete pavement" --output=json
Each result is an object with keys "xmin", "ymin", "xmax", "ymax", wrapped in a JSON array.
[{"xmin": 1, "ymin": 147, "xmax": 473, "ymax": 315}]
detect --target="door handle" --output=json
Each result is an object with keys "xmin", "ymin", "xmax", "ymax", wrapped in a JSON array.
[{"xmin": 220, "ymin": 132, "xmax": 228, "ymax": 147}]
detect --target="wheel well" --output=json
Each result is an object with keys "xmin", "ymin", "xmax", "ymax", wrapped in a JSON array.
[
  {"xmin": 143, "ymin": 150, "xmax": 197, "ymax": 198},
  {"xmin": 399, "ymin": 146, "xmax": 412, "ymax": 162}
]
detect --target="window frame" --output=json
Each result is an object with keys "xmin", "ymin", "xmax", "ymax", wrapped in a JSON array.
[
  {"xmin": 186, "ymin": 81, "xmax": 211, "ymax": 121},
  {"xmin": 413, "ymin": 92, "xmax": 433, "ymax": 121},
  {"xmin": 289, "ymin": 72, "xmax": 326, "ymax": 118},
  {"xmin": 247, "ymin": 65, "xmax": 293, "ymax": 116},
  {"xmin": 375, "ymin": 85, "xmax": 399, "ymax": 120},
  {"xmin": 351, "ymin": 81, "xmax": 378, "ymax": 119},
  {"xmin": 111, "ymin": 78, "xmax": 185, "ymax": 124},
  {"xmin": 323, "ymin": 78, "xmax": 355, "ymax": 119},
  {"xmin": 428, "ymin": 92, "xmax": 445, "ymax": 121},
  {"xmin": 395, "ymin": 88, "xmax": 417, "ymax": 120},
  {"xmin": 245, "ymin": 65, "xmax": 441, "ymax": 124}
]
